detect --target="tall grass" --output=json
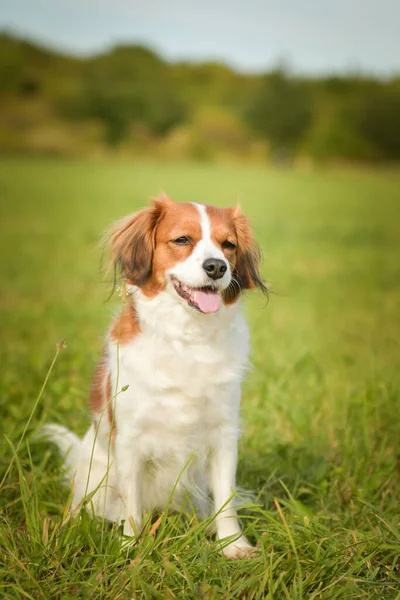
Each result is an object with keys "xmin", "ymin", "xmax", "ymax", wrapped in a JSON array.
[{"xmin": 1, "ymin": 158, "xmax": 400, "ymax": 598}]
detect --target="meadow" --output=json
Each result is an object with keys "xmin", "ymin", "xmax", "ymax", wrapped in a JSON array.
[{"xmin": 1, "ymin": 157, "xmax": 400, "ymax": 599}]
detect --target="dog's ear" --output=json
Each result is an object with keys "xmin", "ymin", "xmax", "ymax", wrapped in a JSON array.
[
  {"xmin": 224, "ymin": 207, "xmax": 268, "ymax": 303},
  {"xmin": 107, "ymin": 194, "xmax": 171, "ymax": 286}
]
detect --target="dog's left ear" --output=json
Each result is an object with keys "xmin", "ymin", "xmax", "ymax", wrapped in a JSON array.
[{"xmin": 225, "ymin": 207, "xmax": 268, "ymax": 303}]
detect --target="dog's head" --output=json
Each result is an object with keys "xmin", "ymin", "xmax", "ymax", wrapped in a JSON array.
[{"xmin": 108, "ymin": 194, "xmax": 267, "ymax": 313}]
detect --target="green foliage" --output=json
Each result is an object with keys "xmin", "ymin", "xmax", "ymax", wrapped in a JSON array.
[
  {"xmin": 1, "ymin": 33, "xmax": 400, "ymax": 162},
  {"xmin": 169, "ymin": 61, "xmax": 254, "ymax": 113},
  {"xmin": 354, "ymin": 82, "xmax": 400, "ymax": 160},
  {"xmin": 184, "ymin": 106, "xmax": 252, "ymax": 160},
  {"xmin": 307, "ymin": 109, "xmax": 377, "ymax": 161},
  {"xmin": 245, "ymin": 70, "xmax": 314, "ymax": 156},
  {"xmin": 1, "ymin": 158, "xmax": 400, "ymax": 598},
  {"xmin": 64, "ymin": 45, "xmax": 185, "ymax": 145}
]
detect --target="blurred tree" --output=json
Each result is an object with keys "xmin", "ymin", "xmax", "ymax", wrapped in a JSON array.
[
  {"xmin": 307, "ymin": 111, "xmax": 377, "ymax": 161},
  {"xmin": 354, "ymin": 83, "xmax": 400, "ymax": 160},
  {"xmin": 169, "ymin": 61, "xmax": 254, "ymax": 114},
  {"xmin": 245, "ymin": 69, "xmax": 313, "ymax": 158},
  {"xmin": 1, "ymin": 33, "xmax": 400, "ymax": 162},
  {"xmin": 64, "ymin": 45, "xmax": 185, "ymax": 145},
  {"xmin": 186, "ymin": 105, "xmax": 251, "ymax": 159},
  {"xmin": 0, "ymin": 33, "xmax": 80, "ymax": 96}
]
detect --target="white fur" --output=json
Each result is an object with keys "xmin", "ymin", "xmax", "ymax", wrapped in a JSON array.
[{"xmin": 43, "ymin": 204, "xmax": 256, "ymax": 559}]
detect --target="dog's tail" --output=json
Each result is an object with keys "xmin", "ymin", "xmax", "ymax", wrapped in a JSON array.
[{"xmin": 39, "ymin": 424, "xmax": 81, "ymax": 477}]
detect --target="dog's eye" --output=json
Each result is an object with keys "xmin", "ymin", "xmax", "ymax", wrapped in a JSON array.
[
  {"xmin": 173, "ymin": 236, "xmax": 191, "ymax": 245},
  {"xmin": 222, "ymin": 240, "xmax": 236, "ymax": 250}
]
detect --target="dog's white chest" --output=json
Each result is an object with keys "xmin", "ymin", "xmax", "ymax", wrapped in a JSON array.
[{"xmin": 109, "ymin": 302, "xmax": 249, "ymax": 462}]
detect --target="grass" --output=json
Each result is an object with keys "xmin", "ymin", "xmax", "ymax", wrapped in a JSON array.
[{"xmin": 1, "ymin": 157, "xmax": 400, "ymax": 599}]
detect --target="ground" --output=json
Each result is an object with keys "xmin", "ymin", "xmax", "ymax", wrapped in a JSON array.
[{"xmin": 1, "ymin": 157, "xmax": 400, "ymax": 599}]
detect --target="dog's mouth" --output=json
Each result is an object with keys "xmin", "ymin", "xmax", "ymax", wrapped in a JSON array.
[{"xmin": 171, "ymin": 276, "xmax": 221, "ymax": 313}]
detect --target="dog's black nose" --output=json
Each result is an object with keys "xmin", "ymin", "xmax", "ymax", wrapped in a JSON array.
[{"xmin": 202, "ymin": 258, "xmax": 227, "ymax": 280}]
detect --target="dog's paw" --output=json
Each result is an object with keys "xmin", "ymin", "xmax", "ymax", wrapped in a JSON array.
[{"xmin": 222, "ymin": 538, "xmax": 259, "ymax": 560}]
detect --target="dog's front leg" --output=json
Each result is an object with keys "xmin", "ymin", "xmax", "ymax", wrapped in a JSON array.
[
  {"xmin": 210, "ymin": 428, "xmax": 256, "ymax": 559},
  {"xmin": 115, "ymin": 433, "xmax": 142, "ymax": 537}
]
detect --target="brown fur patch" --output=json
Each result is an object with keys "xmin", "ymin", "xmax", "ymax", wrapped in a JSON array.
[
  {"xmin": 89, "ymin": 352, "xmax": 109, "ymax": 414},
  {"xmin": 90, "ymin": 353, "xmax": 116, "ymax": 440},
  {"xmin": 105, "ymin": 372, "xmax": 116, "ymax": 443},
  {"xmin": 145, "ymin": 201, "xmax": 201, "ymax": 296},
  {"xmin": 110, "ymin": 299, "xmax": 141, "ymax": 345},
  {"xmin": 208, "ymin": 205, "xmax": 267, "ymax": 304},
  {"xmin": 107, "ymin": 195, "xmax": 169, "ymax": 289},
  {"xmin": 205, "ymin": 205, "xmax": 238, "ymax": 260}
]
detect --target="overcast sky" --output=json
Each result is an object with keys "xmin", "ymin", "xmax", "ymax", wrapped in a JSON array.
[{"xmin": 2, "ymin": 0, "xmax": 399, "ymax": 75}]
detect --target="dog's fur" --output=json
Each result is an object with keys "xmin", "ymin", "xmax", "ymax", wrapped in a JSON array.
[{"xmin": 43, "ymin": 194, "xmax": 266, "ymax": 559}]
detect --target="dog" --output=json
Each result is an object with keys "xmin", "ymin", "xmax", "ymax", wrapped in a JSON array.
[{"xmin": 42, "ymin": 194, "xmax": 266, "ymax": 559}]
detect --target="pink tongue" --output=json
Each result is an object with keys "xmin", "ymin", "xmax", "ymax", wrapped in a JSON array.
[{"xmin": 193, "ymin": 289, "xmax": 221, "ymax": 313}]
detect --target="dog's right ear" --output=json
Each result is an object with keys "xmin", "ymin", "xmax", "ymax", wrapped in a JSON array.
[{"xmin": 106, "ymin": 194, "xmax": 171, "ymax": 286}]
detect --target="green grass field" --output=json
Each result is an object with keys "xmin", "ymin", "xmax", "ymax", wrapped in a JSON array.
[{"xmin": 1, "ymin": 157, "xmax": 400, "ymax": 599}]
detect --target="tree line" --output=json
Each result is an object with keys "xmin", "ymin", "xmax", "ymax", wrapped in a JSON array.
[{"xmin": 1, "ymin": 33, "xmax": 400, "ymax": 163}]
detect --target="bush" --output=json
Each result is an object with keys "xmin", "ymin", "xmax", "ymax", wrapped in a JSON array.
[{"xmin": 245, "ymin": 70, "xmax": 314, "ymax": 157}]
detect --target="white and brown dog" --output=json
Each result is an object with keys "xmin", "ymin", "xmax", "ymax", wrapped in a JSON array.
[{"xmin": 43, "ymin": 194, "xmax": 266, "ymax": 559}]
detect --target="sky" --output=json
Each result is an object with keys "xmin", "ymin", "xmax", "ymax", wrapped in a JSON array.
[{"xmin": 1, "ymin": 0, "xmax": 400, "ymax": 76}]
